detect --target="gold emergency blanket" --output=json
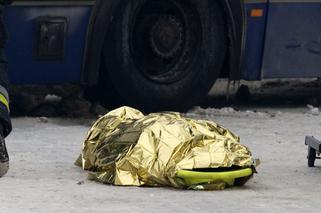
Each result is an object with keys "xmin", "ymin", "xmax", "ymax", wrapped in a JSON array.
[{"xmin": 76, "ymin": 107, "xmax": 256, "ymax": 189}]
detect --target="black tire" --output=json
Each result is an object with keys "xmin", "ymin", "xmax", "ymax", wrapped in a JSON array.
[
  {"xmin": 101, "ymin": 0, "xmax": 227, "ymax": 111},
  {"xmin": 308, "ymin": 146, "xmax": 316, "ymax": 167}
]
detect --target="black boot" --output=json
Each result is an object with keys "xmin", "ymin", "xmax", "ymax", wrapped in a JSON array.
[{"xmin": 0, "ymin": 134, "xmax": 8, "ymax": 177}]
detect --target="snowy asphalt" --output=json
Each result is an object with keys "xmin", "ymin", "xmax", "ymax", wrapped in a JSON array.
[{"xmin": 1, "ymin": 104, "xmax": 321, "ymax": 212}]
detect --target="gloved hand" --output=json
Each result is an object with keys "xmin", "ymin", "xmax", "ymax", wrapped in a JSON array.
[{"xmin": 0, "ymin": 124, "xmax": 9, "ymax": 177}]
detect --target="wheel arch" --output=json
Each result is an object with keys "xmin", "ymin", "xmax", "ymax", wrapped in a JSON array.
[
  {"xmin": 81, "ymin": 0, "xmax": 245, "ymax": 86},
  {"xmin": 216, "ymin": 0, "xmax": 246, "ymax": 80}
]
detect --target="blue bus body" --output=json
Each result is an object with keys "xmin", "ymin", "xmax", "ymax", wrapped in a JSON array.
[
  {"xmin": 4, "ymin": 1, "xmax": 321, "ymax": 84},
  {"xmin": 245, "ymin": 1, "xmax": 321, "ymax": 80},
  {"xmin": 4, "ymin": 4, "xmax": 92, "ymax": 84}
]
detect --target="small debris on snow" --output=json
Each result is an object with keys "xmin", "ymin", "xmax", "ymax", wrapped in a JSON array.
[
  {"xmin": 221, "ymin": 107, "xmax": 236, "ymax": 113},
  {"xmin": 189, "ymin": 106, "xmax": 208, "ymax": 115},
  {"xmin": 44, "ymin": 94, "xmax": 62, "ymax": 102},
  {"xmin": 186, "ymin": 106, "xmax": 272, "ymax": 118},
  {"xmin": 311, "ymin": 108, "xmax": 320, "ymax": 116},
  {"xmin": 307, "ymin": 97, "xmax": 319, "ymax": 107},
  {"xmin": 188, "ymin": 106, "xmax": 237, "ymax": 116},
  {"xmin": 245, "ymin": 110, "xmax": 255, "ymax": 114},
  {"xmin": 77, "ymin": 181, "xmax": 85, "ymax": 185},
  {"xmin": 307, "ymin": 104, "xmax": 314, "ymax": 110},
  {"xmin": 269, "ymin": 111, "xmax": 283, "ymax": 118},
  {"xmin": 257, "ymin": 112, "xmax": 266, "ymax": 117},
  {"xmin": 307, "ymin": 104, "xmax": 320, "ymax": 116},
  {"xmin": 37, "ymin": 117, "xmax": 49, "ymax": 123},
  {"xmin": 186, "ymin": 106, "xmax": 237, "ymax": 117}
]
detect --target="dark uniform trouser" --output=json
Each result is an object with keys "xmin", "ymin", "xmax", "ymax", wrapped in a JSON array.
[{"xmin": 0, "ymin": 4, "xmax": 12, "ymax": 138}]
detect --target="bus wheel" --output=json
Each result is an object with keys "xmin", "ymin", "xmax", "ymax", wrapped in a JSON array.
[{"xmin": 102, "ymin": 0, "xmax": 226, "ymax": 111}]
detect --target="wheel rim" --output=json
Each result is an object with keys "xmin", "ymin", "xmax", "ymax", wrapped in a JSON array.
[
  {"xmin": 130, "ymin": 0, "xmax": 202, "ymax": 83},
  {"xmin": 150, "ymin": 15, "xmax": 184, "ymax": 59}
]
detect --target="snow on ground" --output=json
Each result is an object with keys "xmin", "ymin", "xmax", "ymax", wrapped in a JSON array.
[{"xmin": 1, "ymin": 104, "xmax": 321, "ymax": 212}]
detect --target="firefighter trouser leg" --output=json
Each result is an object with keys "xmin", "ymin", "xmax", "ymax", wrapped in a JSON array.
[{"xmin": 0, "ymin": 8, "xmax": 12, "ymax": 137}]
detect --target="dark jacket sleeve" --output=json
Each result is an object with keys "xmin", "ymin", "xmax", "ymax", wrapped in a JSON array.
[{"xmin": 0, "ymin": 7, "xmax": 12, "ymax": 137}]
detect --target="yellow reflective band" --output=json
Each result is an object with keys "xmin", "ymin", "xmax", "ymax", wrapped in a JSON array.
[
  {"xmin": 176, "ymin": 168, "xmax": 253, "ymax": 187},
  {"xmin": 0, "ymin": 93, "xmax": 9, "ymax": 111}
]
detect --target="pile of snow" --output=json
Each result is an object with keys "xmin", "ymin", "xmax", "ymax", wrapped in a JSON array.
[
  {"xmin": 306, "ymin": 105, "xmax": 320, "ymax": 116},
  {"xmin": 186, "ymin": 106, "xmax": 271, "ymax": 118}
]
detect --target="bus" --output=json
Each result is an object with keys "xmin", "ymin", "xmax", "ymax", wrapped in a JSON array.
[{"xmin": 5, "ymin": 0, "xmax": 321, "ymax": 111}]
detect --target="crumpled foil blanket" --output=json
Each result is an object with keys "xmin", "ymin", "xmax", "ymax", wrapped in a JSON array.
[{"xmin": 76, "ymin": 106, "xmax": 256, "ymax": 190}]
